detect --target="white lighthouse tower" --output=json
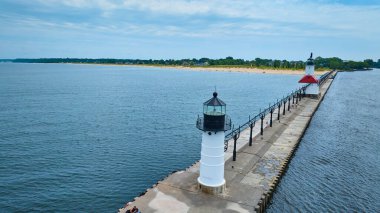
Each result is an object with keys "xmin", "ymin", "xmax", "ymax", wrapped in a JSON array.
[
  {"xmin": 299, "ymin": 53, "xmax": 319, "ymax": 97},
  {"xmin": 196, "ymin": 92, "xmax": 231, "ymax": 194}
]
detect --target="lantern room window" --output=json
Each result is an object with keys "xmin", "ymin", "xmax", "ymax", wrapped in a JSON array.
[{"xmin": 204, "ymin": 105, "xmax": 226, "ymax": 116}]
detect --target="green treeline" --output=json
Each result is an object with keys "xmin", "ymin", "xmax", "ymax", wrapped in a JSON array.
[
  {"xmin": 314, "ymin": 57, "xmax": 378, "ymax": 70},
  {"xmin": 11, "ymin": 57, "xmax": 380, "ymax": 70}
]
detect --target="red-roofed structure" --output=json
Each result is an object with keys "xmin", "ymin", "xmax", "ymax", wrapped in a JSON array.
[{"xmin": 298, "ymin": 75, "xmax": 319, "ymax": 84}]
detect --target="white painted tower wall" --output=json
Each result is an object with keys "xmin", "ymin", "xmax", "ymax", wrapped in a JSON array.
[
  {"xmin": 198, "ymin": 131, "xmax": 225, "ymax": 187},
  {"xmin": 305, "ymin": 83, "xmax": 319, "ymax": 95},
  {"xmin": 306, "ymin": 64, "xmax": 315, "ymax": 75},
  {"xmin": 305, "ymin": 63, "xmax": 319, "ymax": 95}
]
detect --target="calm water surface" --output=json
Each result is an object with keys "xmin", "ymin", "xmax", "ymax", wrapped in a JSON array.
[
  {"xmin": 0, "ymin": 63, "xmax": 301, "ymax": 212},
  {"xmin": 267, "ymin": 70, "xmax": 380, "ymax": 212}
]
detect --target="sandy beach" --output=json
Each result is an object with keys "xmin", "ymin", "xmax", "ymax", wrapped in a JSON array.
[
  {"xmin": 82, "ymin": 63, "xmax": 329, "ymax": 75},
  {"xmin": 158, "ymin": 66, "xmax": 328, "ymax": 75}
]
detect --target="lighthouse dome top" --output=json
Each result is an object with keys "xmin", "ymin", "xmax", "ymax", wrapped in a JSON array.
[
  {"xmin": 203, "ymin": 92, "xmax": 226, "ymax": 106},
  {"xmin": 306, "ymin": 52, "xmax": 314, "ymax": 66}
]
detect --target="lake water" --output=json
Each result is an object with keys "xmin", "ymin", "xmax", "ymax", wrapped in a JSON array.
[
  {"xmin": 267, "ymin": 70, "xmax": 380, "ymax": 212},
  {"xmin": 0, "ymin": 63, "xmax": 301, "ymax": 212}
]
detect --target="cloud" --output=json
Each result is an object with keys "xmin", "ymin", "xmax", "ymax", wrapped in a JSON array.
[
  {"xmin": 37, "ymin": 0, "xmax": 118, "ymax": 10},
  {"xmin": 118, "ymin": 0, "xmax": 380, "ymax": 31},
  {"xmin": 32, "ymin": 0, "xmax": 378, "ymax": 38},
  {"xmin": 1, "ymin": 1, "xmax": 378, "ymax": 41},
  {"xmin": 122, "ymin": 0, "xmax": 211, "ymax": 15},
  {"xmin": 1, "ymin": 0, "xmax": 379, "ymax": 59}
]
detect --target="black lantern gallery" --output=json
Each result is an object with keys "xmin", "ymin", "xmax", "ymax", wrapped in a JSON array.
[{"xmin": 196, "ymin": 92, "xmax": 231, "ymax": 132}]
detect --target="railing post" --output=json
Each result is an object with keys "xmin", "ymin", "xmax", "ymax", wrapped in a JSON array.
[
  {"xmin": 292, "ymin": 94, "xmax": 295, "ymax": 104},
  {"xmin": 233, "ymin": 126, "xmax": 240, "ymax": 161},
  {"xmin": 260, "ymin": 114, "xmax": 264, "ymax": 135},
  {"xmin": 296, "ymin": 93, "xmax": 299, "ymax": 104},
  {"xmin": 249, "ymin": 122, "xmax": 254, "ymax": 146},
  {"xmin": 283, "ymin": 100, "xmax": 286, "ymax": 115},
  {"xmin": 270, "ymin": 109, "xmax": 273, "ymax": 127},
  {"xmin": 277, "ymin": 103, "xmax": 281, "ymax": 120},
  {"xmin": 298, "ymin": 91, "xmax": 301, "ymax": 102},
  {"xmin": 233, "ymin": 135, "xmax": 237, "ymax": 161},
  {"xmin": 288, "ymin": 97, "xmax": 291, "ymax": 111}
]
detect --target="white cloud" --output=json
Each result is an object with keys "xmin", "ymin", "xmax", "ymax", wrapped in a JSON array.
[
  {"xmin": 2, "ymin": 0, "xmax": 380, "ymax": 43},
  {"xmin": 117, "ymin": 0, "xmax": 380, "ymax": 38},
  {"xmin": 122, "ymin": 0, "xmax": 211, "ymax": 15},
  {"xmin": 37, "ymin": 0, "xmax": 118, "ymax": 10}
]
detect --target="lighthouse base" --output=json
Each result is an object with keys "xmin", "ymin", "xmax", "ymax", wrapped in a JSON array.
[
  {"xmin": 304, "ymin": 83, "xmax": 319, "ymax": 98},
  {"xmin": 198, "ymin": 179, "xmax": 225, "ymax": 195}
]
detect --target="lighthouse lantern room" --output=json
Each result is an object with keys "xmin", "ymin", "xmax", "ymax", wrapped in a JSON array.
[
  {"xmin": 299, "ymin": 53, "xmax": 320, "ymax": 97},
  {"xmin": 196, "ymin": 92, "xmax": 231, "ymax": 194}
]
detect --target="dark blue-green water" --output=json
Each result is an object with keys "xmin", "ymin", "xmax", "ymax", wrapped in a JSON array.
[
  {"xmin": 267, "ymin": 70, "xmax": 380, "ymax": 212},
  {"xmin": 0, "ymin": 63, "xmax": 301, "ymax": 212}
]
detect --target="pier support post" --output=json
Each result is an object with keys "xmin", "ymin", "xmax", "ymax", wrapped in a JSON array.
[
  {"xmin": 260, "ymin": 114, "xmax": 264, "ymax": 135},
  {"xmin": 270, "ymin": 109, "xmax": 273, "ymax": 127}
]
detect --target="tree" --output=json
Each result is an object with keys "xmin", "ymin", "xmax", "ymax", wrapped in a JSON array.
[
  {"xmin": 364, "ymin": 59, "xmax": 374, "ymax": 67},
  {"xmin": 273, "ymin": 60, "xmax": 281, "ymax": 68}
]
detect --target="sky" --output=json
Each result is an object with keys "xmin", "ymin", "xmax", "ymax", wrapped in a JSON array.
[{"xmin": 0, "ymin": 0, "xmax": 379, "ymax": 61}]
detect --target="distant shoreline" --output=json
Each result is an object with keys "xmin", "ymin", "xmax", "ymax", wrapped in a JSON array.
[
  {"xmin": 7, "ymin": 56, "xmax": 377, "ymax": 72},
  {"xmin": 69, "ymin": 63, "xmax": 330, "ymax": 75},
  {"xmin": 4, "ymin": 61, "xmax": 331, "ymax": 75}
]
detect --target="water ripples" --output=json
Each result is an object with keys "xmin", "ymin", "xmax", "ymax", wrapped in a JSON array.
[
  {"xmin": 0, "ymin": 63, "xmax": 302, "ymax": 212},
  {"xmin": 267, "ymin": 70, "xmax": 380, "ymax": 212}
]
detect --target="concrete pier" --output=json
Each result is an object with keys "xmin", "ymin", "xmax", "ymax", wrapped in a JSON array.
[{"xmin": 119, "ymin": 73, "xmax": 336, "ymax": 213}]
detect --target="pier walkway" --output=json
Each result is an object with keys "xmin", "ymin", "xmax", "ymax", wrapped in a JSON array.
[{"xmin": 119, "ymin": 73, "xmax": 335, "ymax": 213}]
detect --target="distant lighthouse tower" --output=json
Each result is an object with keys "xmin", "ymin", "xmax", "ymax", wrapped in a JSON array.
[
  {"xmin": 299, "ymin": 53, "xmax": 319, "ymax": 97},
  {"xmin": 196, "ymin": 92, "xmax": 231, "ymax": 194}
]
